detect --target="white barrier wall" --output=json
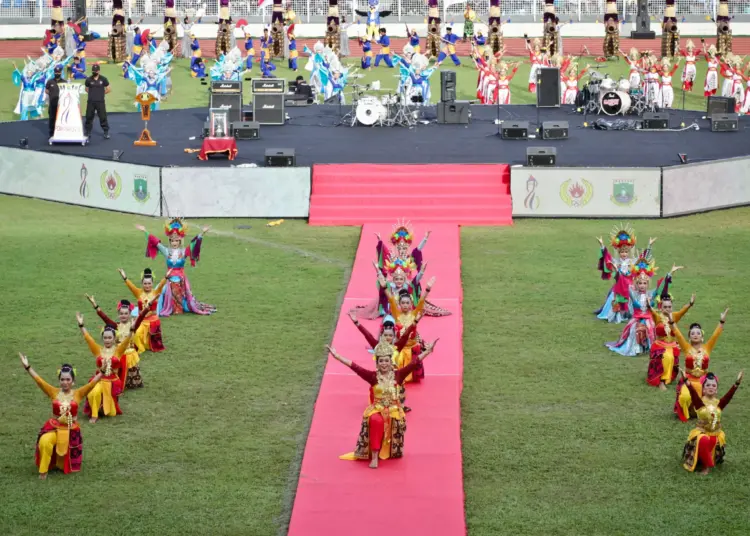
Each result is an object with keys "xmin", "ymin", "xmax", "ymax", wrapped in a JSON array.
[
  {"xmin": 662, "ymin": 157, "xmax": 750, "ymax": 217},
  {"xmin": 0, "ymin": 147, "xmax": 161, "ymax": 215},
  {"xmin": 160, "ymin": 167, "xmax": 311, "ymax": 218},
  {"xmin": 510, "ymin": 167, "xmax": 661, "ymax": 217}
]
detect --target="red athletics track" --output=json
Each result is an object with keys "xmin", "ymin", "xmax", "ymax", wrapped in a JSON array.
[{"xmin": 2, "ymin": 36, "xmax": 750, "ymax": 58}]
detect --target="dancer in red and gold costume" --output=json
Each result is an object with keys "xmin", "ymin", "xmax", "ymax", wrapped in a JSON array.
[
  {"xmin": 671, "ymin": 308, "xmax": 728, "ymax": 421},
  {"xmin": 646, "ymin": 292, "xmax": 694, "ymax": 390},
  {"xmin": 19, "ymin": 354, "xmax": 101, "ymax": 479},
  {"xmin": 137, "ymin": 220, "xmax": 216, "ymax": 317},
  {"xmin": 329, "ymin": 338, "xmax": 437, "ymax": 468},
  {"xmin": 86, "ymin": 294, "xmax": 143, "ymax": 389},
  {"xmin": 681, "ymin": 369, "xmax": 743, "ymax": 474},
  {"xmin": 77, "ymin": 308, "xmax": 147, "ymax": 422},
  {"xmin": 119, "ymin": 267, "xmax": 167, "ymax": 353}
]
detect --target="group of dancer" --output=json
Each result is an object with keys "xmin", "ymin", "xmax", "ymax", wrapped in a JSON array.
[
  {"xmin": 596, "ymin": 224, "xmax": 742, "ymax": 474},
  {"xmin": 20, "ymin": 219, "xmax": 216, "ymax": 479},
  {"xmin": 325, "ymin": 221, "xmax": 451, "ymax": 468}
]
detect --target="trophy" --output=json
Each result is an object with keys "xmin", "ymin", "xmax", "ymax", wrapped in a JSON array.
[{"xmin": 134, "ymin": 92, "xmax": 158, "ymax": 146}]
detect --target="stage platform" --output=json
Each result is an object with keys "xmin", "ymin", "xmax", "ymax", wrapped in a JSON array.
[{"xmin": 2, "ymin": 105, "xmax": 748, "ymax": 168}]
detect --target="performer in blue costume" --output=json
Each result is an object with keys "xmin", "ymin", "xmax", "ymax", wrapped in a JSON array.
[
  {"xmin": 242, "ymin": 28, "xmax": 254, "ymax": 71},
  {"xmin": 13, "ymin": 61, "xmax": 47, "ymax": 120},
  {"xmin": 124, "ymin": 58, "xmax": 172, "ymax": 111},
  {"xmin": 355, "ymin": 0, "xmax": 391, "ymax": 41},
  {"xmin": 436, "ymin": 27, "xmax": 461, "ymax": 66},
  {"xmin": 375, "ymin": 28, "xmax": 394, "ymax": 67},
  {"xmin": 260, "ymin": 28, "xmax": 273, "ymax": 64},
  {"xmin": 261, "ymin": 57, "xmax": 277, "ymax": 77},
  {"xmin": 358, "ymin": 37, "xmax": 373, "ymax": 69},
  {"xmin": 287, "ymin": 26, "xmax": 299, "ymax": 71},
  {"xmin": 393, "ymin": 52, "xmax": 436, "ymax": 104}
]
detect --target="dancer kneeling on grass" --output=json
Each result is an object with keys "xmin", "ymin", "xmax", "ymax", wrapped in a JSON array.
[
  {"xmin": 119, "ymin": 268, "xmax": 167, "ymax": 353},
  {"xmin": 137, "ymin": 219, "xmax": 217, "ymax": 317},
  {"xmin": 646, "ymin": 290, "xmax": 694, "ymax": 390},
  {"xmin": 671, "ymin": 308, "xmax": 728, "ymax": 421},
  {"xmin": 19, "ymin": 354, "xmax": 101, "ymax": 479},
  {"xmin": 329, "ymin": 339, "xmax": 437, "ymax": 468},
  {"xmin": 86, "ymin": 294, "xmax": 143, "ymax": 389},
  {"xmin": 680, "ymin": 368, "xmax": 743, "ymax": 474}
]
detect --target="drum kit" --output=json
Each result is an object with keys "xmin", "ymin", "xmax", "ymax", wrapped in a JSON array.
[
  {"xmin": 341, "ymin": 78, "xmax": 424, "ymax": 128},
  {"xmin": 577, "ymin": 70, "xmax": 651, "ymax": 117}
]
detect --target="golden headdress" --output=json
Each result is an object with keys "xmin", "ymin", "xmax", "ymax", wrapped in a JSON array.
[
  {"xmin": 165, "ymin": 217, "xmax": 188, "ymax": 238},
  {"xmin": 610, "ymin": 223, "xmax": 636, "ymax": 251},
  {"xmin": 374, "ymin": 340, "xmax": 395, "ymax": 359}
]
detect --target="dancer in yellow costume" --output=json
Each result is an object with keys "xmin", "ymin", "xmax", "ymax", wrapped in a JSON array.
[
  {"xmin": 646, "ymin": 292, "xmax": 694, "ymax": 390},
  {"xmin": 119, "ymin": 267, "xmax": 168, "ymax": 353}
]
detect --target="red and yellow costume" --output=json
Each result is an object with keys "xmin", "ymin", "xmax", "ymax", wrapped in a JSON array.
[
  {"xmin": 340, "ymin": 342, "xmax": 421, "ymax": 462},
  {"xmin": 81, "ymin": 332, "xmax": 130, "ymax": 418},
  {"xmin": 95, "ymin": 300, "xmax": 143, "ymax": 389},
  {"xmin": 681, "ymin": 378, "xmax": 738, "ymax": 472},
  {"xmin": 387, "ymin": 286, "xmax": 427, "ymax": 383},
  {"xmin": 31, "ymin": 373, "xmax": 99, "ymax": 475},
  {"xmin": 673, "ymin": 322, "xmax": 724, "ymax": 421},
  {"xmin": 646, "ymin": 297, "xmax": 690, "ymax": 387},
  {"xmin": 124, "ymin": 274, "xmax": 167, "ymax": 353}
]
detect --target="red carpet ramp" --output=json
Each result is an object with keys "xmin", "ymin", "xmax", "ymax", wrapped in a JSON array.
[
  {"xmin": 288, "ymin": 224, "xmax": 465, "ymax": 536},
  {"xmin": 309, "ymin": 164, "xmax": 512, "ymax": 226}
]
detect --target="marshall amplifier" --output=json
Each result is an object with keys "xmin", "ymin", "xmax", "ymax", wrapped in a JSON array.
[
  {"xmin": 642, "ymin": 112, "xmax": 669, "ymax": 129},
  {"xmin": 252, "ymin": 78, "xmax": 285, "ymax": 94},
  {"xmin": 253, "ymin": 95, "xmax": 285, "ymax": 125},
  {"xmin": 209, "ymin": 80, "xmax": 243, "ymax": 123},
  {"xmin": 231, "ymin": 121, "xmax": 260, "ymax": 140},
  {"xmin": 541, "ymin": 121, "xmax": 568, "ymax": 140},
  {"xmin": 527, "ymin": 147, "xmax": 557, "ymax": 166},
  {"xmin": 711, "ymin": 113, "xmax": 738, "ymax": 132},
  {"xmin": 502, "ymin": 121, "xmax": 529, "ymax": 140},
  {"xmin": 265, "ymin": 148, "xmax": 296, "ymax": 167}
]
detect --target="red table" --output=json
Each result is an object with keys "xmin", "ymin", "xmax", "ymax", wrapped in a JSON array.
[{"xmin": 198, "ymin": 137, "xmax": 238, "ymax": 160}]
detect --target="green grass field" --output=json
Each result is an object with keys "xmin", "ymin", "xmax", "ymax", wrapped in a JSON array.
[
  {"xmin": 0, "ymin": 54, "xmax": 712, "ymax": 122},
  {"xmin": 2, "ymin": 195, "xmax": 749, "ymax": 535}
]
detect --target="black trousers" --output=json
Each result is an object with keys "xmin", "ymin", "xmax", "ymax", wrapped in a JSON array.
[
  {"xmin": 85, "ymin": 100, "xmax": 109, "ymax": 135},
  {"xmin": 48, "ymin": 100, "xmax": 58, "ymax": 137}
]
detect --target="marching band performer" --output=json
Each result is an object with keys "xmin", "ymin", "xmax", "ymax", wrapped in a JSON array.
[
  {"xmin": 375, "ymin": 28, "xmax": 394, "ymax": 68},
  {"xmin": 661, "ymin": 0, "xmax": 679, "ymax": 58},
  {"xmin": 680, "ymin": 369, "xmax": 742, "ymax": 474},
  {"xmin": 646, "ymin": 292, "xmax": 694, "ymax": 390},
  {"xmin": 325, "ymin": 0, "xmax": 340, "ymax": 55},
  {"xmin": 463, "ymin": 3, "xmax": 476, "ymax": 42},
  {"xmin": 716, "ymin": 0, "xmax": 732, "ymax": 56},
  {"xmin": 330, "ymin": 338, "xmax": 437, "ymax": 468},
  {"xmin": 602, "ymin": 0, "xmax": 619, "ymax": 58},
  {"xmin": 659, "ymin": 56, "xmax": 681, "ymax": 108},
  {"xmin": 287, "ymin": 26, "xmax": 298, "ymax": 71},
  {"xmin": 426, "ymin": 0, "xmax": 441, "ymax": 58},
  {"xmin": 436, "ymin": 27, "xmax": 461, "ymax": 67},
  {"xmin": 242, "ymin": 27, "xmax": 254, "ymax": 71},
  {"xmin": 406, "ymin": 25, "xmax": 420, "ymax": 54},
  {"xmin": 356, "ymin": 0, "xmax": 391, "ymax": 42},
  {"xmin": 671, "ymin": 308, "xmax": 728, "ymax": 422},
  {"xmin": 109, "ymin": 0, "xmax": 127, "ymax": 62},
  {"xmin": 19, "ymin": 354, "xmax": 101, "ymax": 479},
  {"xmin": 680, "ymin": 40, "xmax": 697, "ymax": 91},
  {"xmin": 215, "ymin": 0, "xmax": 232, "ymax": 57}
]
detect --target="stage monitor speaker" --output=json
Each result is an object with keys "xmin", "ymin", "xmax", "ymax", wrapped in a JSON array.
[
  {"xmin": 231, "ymin": 121, "xmax": 260, "ymax": 140},
  {"xmin": 707, "ymin": 96, "xmax": 735, "ymax": 115},
  {"xmin": 265, "ymin": 148, "xmax": 296, "ymax": 167},
  {"xmin": 643, "ymin": 112, "xmax": 669, "ymax": 129},
  {"xmin": 542, "ymin": 121, "xmax": 568, "ymax": 140},
  {"xmin": 440, "ymin": 70, "xmax": 457, "ymax": 102},
  {"xmin": 631, "ymin": 0, "xmax": 655, "ymax": 38},
  {"xmin": 527, "ymin": 147, "xmax": 557, "ymax": 167},
  {"xmin": 209, "ymin": 81, "xmax": 243, "ymax": 123},
  {"xmin": 253, "ymin": 94, "xmax": 285, "ymax": 125},
  {"xmin": 437, "ymin": 101, "xmax": 470, "ymax": 124},
  {"xmin": 537, "ymin": 68, "xmax": 561, "ymax": 107},
  {"xmin": 502, "ymin": 121, "xmax": 529, "ymax": 140},
  {"xmin": 202, "ymin": 122, "xmax": 209, "ymax": 137},
  {"xmin": 711, "ymin": 113, "xmax": 738, "ymax": 132}
]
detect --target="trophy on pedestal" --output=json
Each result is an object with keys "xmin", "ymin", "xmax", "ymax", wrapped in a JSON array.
[{"xmin": 134, "ymin": 92, "xmax": 158, "ymax": 146}]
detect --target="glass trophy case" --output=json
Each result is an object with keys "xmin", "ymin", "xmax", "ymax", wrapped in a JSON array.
[{"xmin": 209, "ymin": 108, "xmax": 230, "ymax": 138}]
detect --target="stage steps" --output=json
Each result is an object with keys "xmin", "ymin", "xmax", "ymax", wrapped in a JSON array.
[{"xmin": 309, "ymin": 164, "xmax": 512, "ymax": 226}]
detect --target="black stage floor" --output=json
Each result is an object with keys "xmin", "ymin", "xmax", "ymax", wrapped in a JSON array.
[{"xmin": 2, "ymin": 105, "xmax": 748, "ymax": 168}]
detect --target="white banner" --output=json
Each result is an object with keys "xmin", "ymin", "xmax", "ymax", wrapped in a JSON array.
[
  {"xmin": 51, "ymin": 83, "xmax": 87, "ymax": 144},
  {"xmin": 511, "ymin": 167, "xmax": 661, "ymax": 217},
  {"xmin": 0, "ymin": 147, "xmax": 160, "ymax": 216},
  {"xmin": 161, "ymin": 167, "xmax": 311, "ymax": 218},
  {"xmin": 662, "ymin": 157, "xmax": 750, "ymax": 216}
]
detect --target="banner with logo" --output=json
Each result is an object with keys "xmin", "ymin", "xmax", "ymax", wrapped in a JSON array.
[
  {"xmin": 662, "ymin": 157, "xmax": 750, "ymax": 216},
  {"xmin": 51, "ymin": 83, "xmax": 87, "ymax": 144},
  {"xmin": 161, "ymin": 167, "xmax": 311, "ymax": 217},
  {"xmin": 0, "ymin": 147, "xmax": 160, "ymax": 215},
  {"xmin": 510, "ymin": 167, "xmax": 661, "ymax": 217}
]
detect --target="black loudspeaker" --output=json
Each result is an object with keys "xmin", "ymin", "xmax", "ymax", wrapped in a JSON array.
[
  {"xmin": 502, "ymin": 121, "xmax": 529, "ymax": 140},
  {"xmin": 202, "ymin": 122, "xmax": 209, "ymax": 137},
  {"xmin": 711, "ymin": 114, "xmax": 738, "ymax": 132},
  {"xmin": 527, "ymin": 147, "xmax": 557, "ymax": 166},
  {"xmin": 441, "ymin": 70, "xmax": 457, "ymax": 102},
  {"xmin": 643, "ymin": 112, "xmax": 669, "ymax": 129},
  {"xmin": 542, "ymin": 121, "xmax": 568, "ymax": 140},
  {"xmin": 253, "ymin": 95, "xmax": 285, "ymax": 125},
  {"xmin": 537, "ymin": 68, "xmax": 561, "ymax": 107},
  {"xmin": 231, "ymin": 121, "xmax": 260, "ymax": 140},
  {"xmin": 265, "ymin": 148, "xmax": 296, "ymax": 167},
  {"xmin": 632, "ymin": 0, "xmax": 655, "ymax": 38},
  {"xmin": 242, "ymin": 109, "xmax": 253, "ymax": 121},
  {"xmin": 707, "ymin": 96, "xmax": 735, "ymax": 114},
  {"xmin": 437, "ymin": 101, "xmax": 470, "ymax": 124},
  {"xmin": 210, "ymin": 81, "xmax": 243, "ymax": 123}
]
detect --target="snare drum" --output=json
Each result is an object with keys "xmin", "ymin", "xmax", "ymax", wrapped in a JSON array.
[
  {"xmin": 600, "ymin": 91, "xmax": 632, "ymax": 116},
  {"xmin": 600, "ymin": 78, "xmax": 616, "ymax": 91},
  {"xmin": 355, "ymin": 96, "xmax": 387, "ymax": 125},
  {"xmin": 617, "ymin": 78, "xmax": 631, "ymax": 92}
]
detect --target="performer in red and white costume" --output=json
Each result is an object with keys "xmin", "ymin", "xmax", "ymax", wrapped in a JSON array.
[
  {"xmin": 659, "ymin": 56, "xmax": 680, "ymax": 108},
  {"xmin": 702, "ymin": 43, "xmax": 719, "ymax": 97},
  {"xmin": 644, "ymin": 57, "xmax": 661, "ymax": 107},
  {"xmin": 561, "ymin": 62, "xmax": 589, "ymax": 105},
  {"xmin": 525, "ymin": 37, "xmax": 546, "ymax": 93},
  {"xmin": 680, "ymin": 40, "xmax": 697, "ymax": 91},
  {"xmin": 740, "ymin": 65, "xmax": 750, "ymax": 115},
  {"xmin": 549, "ymin": 54, "xmax": 571, "ymax": 101},
  {"xmin": 619, "ymin": 48, "xmax": 642, "ymax": 91},
  {"xmin": 720, "ymin": 54, "xmax": 745, "ymax": 111}
]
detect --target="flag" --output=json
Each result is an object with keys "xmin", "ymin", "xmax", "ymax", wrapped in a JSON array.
[{"xmin": 258, "ymin": 0, "xmax": 268, "ymax": 7}]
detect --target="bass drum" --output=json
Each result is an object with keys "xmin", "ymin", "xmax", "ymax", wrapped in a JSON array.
[
  {"xmin": 600, "ymin": 91, "xmax": 632, "ymax": 116},
  {"xmin": 356, "ymin": 96, "xmax": 387, "ymax": 126}
]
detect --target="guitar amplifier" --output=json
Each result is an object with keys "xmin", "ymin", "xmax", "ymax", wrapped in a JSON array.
[
  {"xmin": 502, "ymin": 121, "xmax": 529, "ymax": 140},
  {"xmin": 253, "ymin": 94, "xmax": 285, "ymax": 125},
  {"xmin": 437, "ymin": 101, "xmax": 470, "ymax": 124},
  {"xmin": 527, "ymin": 147, "xmax": 557, "ymax": 166},
  {"xmin": 711, "ymin": 113, "xmax": 738, "ymax": 132},
  {"xmin": 643, "ymin": 112, "xmax": 669, "ymax": 129},
  {"xmin": 265, "ymin": 148, "xmax": 296, "ymax": 167},
  {"xmin": 541, "ymin": 121, "xmax": 568, "ymax": 140},
  {"xmin": 209, "ymin": 80, "xmax": 243, "ymax": 123},
  {"xmin": 252, "ymin": 78, "xmax": 285, "ymax": 94},
  {"xmin": 231, "ymin": 121, "xmax": 260, "ymax": 140}
]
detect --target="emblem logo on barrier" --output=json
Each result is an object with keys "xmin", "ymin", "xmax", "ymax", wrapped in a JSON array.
[
  {"xmin": 133, "ymin": 175, "xmax": 150, "ymax": 203},
  {"xmin": 560, "ymin": 178, "xmax": 593, "ymax": 208},
  {"xmin": 524, "ymin": 175, "xmax": 540, "ymax": 210},
  {"xmin": 79, "ymin": 163, "xmax": 89, "ymax": 199},
  {"xmin": 100, "ymin": 170, "xmax": 122, "ymax": 200},
  {"xmin": 610, "ymin": 179, "xmax": 637, "ymax": 206}
]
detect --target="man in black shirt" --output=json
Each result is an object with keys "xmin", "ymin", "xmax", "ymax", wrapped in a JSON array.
[
  {"xmin": 84, "ymin": 64, "xmax": 111, "ymax": 139},
  {"xmin": 45, "ymin": 64, "xmax": 63, "ymax": 138}
]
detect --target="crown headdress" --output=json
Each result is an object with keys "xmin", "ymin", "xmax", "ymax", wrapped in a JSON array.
[
  {"xmin": 385, "ymin": 257, "xmax": 416, "ymax": 276},
  {"xmin": 610, "ymin": 223, "xmax": 636, "ymax": 250},
  {"xmin": 374, "ymin": 340, "xmax": 395, "ymax": 359},
  {"xmin": 390, "ymin": 219, "xmax": 413, "ymax": 246},
  {"xmin": 632, "ymin": 250, "xmax": 657, "ymax": 283},
  {"xmin": 165, "ymin": 217, "xmax": 187, "ymax": 238}
]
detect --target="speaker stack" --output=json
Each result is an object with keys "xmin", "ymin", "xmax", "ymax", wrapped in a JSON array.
[
  {"xmin": 437, "ymin": 71, "xmax": 470, "ymax": 124},
  {"xmin": 252, "ymin": 78, "xmax": 286, "ymax": 125},
  {"xmin": 536, "ymin": 68, "xmax": 561, "ymax": 108},
  {"xmin": 209, "ymin": 80, "xmax": 243, "ymax": 124}
]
